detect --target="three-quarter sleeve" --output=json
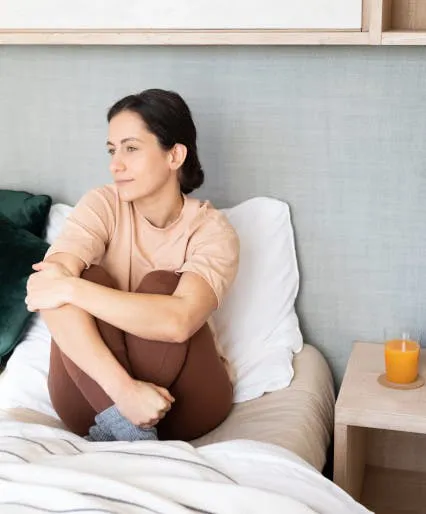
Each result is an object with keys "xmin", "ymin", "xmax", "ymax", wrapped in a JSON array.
[
  {"xmin": 177, "ymin": 210, "xmax": 240, "ymax": 308},
  {"xmin": 45, "ymin": 187, "xmax": 115, "ymax": 268}
]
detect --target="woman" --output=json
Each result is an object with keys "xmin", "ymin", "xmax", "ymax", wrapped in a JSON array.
[{"xmin": 25, "ymin": 89, "xmax": 239, "ymax": 442}]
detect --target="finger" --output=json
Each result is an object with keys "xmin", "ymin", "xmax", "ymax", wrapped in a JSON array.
[
  {"xmin": 155, "ymin": 386, "xmax": 175, "ymax": 404},
  {"xmin": 161, "ymin": 402, "xmax": 172, "ymax": 413},
  {"xmin": 25, "ymin": 296, "xmax": 38, "ymax": 312},
  {"xmin": 156, "ymin": 408, "xmax": 167, "ymax": 418},
  {"xmin": 158, "ymin": 399, "xmax": 172, "ymax": 413},
  {"xmin": 141, "ymin": 418, "xmax": 159, "ymax": 428},
  {"xmin": 32, "ymin": 261, "xmax": 48, "ymax": 271},
  {"xmin": 27, "ymin": 276, "xmax": 36, "ymax": 290}
]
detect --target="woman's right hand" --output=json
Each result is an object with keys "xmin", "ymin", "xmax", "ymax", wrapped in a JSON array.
[{"xmin": 114, "ymin": 379, "xmax": 175, "ymax": 428}]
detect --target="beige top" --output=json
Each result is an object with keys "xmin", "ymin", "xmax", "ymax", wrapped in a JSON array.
[{"xmin": 46, "ymin": 184, "xmax": 240, "ymax": 308}]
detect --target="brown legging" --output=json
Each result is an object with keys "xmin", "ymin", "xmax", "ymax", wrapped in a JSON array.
[{"xmin": 47, "ymin": 265, "xmax": 233, "ymax": 441}]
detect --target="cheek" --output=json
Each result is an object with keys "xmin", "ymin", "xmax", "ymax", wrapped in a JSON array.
[
  {"xmin": 133, "ymin": 152, "xmax": 157, "ymax": 171},
  {"xmin": 138, "ymin": 154, "xmax": 170, "ymax": 177}
]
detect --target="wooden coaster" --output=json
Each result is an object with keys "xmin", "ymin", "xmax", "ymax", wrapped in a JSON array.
[{"xmin": 378, "ymin": 374, "xmax": 425, "ymax": 390}]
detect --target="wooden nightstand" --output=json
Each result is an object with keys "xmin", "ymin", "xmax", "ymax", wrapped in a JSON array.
[{"xmin": 334, "ymin": 341, "xmax": 426, "ymax": 514}]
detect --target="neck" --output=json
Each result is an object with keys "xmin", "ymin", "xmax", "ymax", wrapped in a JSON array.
[{"xmin": 134, "ymin": 184, "xmax": 184, "ymax": 229}]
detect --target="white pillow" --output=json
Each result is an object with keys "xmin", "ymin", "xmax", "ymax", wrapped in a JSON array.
[
  {"xmin": 0, "ymin": 197, "xmax": 302, "ymax": 415},
  {"xmin": 214, "ymin": 197, "xmax": 303, "ymax": 402},
  {"xmin": 44, "ymin": 203, "xmax": 73, "ymax": 245},
  {"xmin": 0, "ymin": 315, "xmax": 57, "ymax": 419}
]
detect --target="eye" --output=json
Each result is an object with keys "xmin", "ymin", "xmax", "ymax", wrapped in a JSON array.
[
  {"xmin": 126, "ymin": 146, "xmax": 138, "ymax": 152},
  {"xmin": 107, "ymin": 148, "xmax": 115, "ymax": 156}
]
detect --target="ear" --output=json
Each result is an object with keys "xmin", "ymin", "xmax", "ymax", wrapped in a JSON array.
[{"xmin": 169, "ymin": 143, "xmax": 187, "ymax": 171}]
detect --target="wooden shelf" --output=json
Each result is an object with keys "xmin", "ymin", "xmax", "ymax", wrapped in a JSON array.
[
  {"xmin": 379, "ymin": 0, "xmax": 426, "ymax": 45},
  {"xmin": 382, "ymin": 30, "xmax": 426, "ymax": 45},
  {"xmin": 386, "ymin": 0, "xmax": 426, "ymax": 31},
  {"xmin": 0, "ymin": 29, "xmax": 370, "ymax": 46},
  {"xmin": 362, "ymin": 465, "xmax": 426, "ymax": 514},
  {"xmin": 2, "ymin": 1, "xmax": 426, "ymax": 45}
]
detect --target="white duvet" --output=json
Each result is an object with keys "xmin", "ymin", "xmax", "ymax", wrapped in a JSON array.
[{"xmin": 0, "ymin": 411, "xmax": 371, "ymax": 514}]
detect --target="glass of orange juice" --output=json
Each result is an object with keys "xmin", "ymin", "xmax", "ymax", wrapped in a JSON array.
[{"xmin": 384, "ymin": 330, "xmax": 421, "ymax": 384}]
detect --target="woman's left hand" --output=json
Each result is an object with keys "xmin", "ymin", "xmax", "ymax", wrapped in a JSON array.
[{"xmin": 26, "ymin": 261, "xmax": 74, "ymax": 312}]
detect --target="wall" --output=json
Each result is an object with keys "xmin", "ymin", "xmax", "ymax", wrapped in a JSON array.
[{"xmin": 1, "ymin": 45, "xmax": 426, "ymax": 385}]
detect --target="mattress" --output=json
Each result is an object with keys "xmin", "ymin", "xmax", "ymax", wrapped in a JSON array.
[
  {"xmin": 0, "ymin": 343, "xmax": 334, "ymax": 471},
  {"xmin": 192, "ymin": 343, "xmax": 335, "ymax": 471}
]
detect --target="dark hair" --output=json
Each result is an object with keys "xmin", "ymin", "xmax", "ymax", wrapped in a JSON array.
[{"xmin": 107, "ymin": 89, "xmax": 204, "ymax": 195}]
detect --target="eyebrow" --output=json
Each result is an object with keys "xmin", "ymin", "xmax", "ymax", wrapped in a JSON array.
[{"xmin": 106, "ymin": 137, "xmax": 144, "ymax": 146}]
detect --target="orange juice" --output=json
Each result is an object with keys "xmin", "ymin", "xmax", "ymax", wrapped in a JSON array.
[{"xmin": 385, "ymin": 339, "xmax": 420, "ymax": 384}]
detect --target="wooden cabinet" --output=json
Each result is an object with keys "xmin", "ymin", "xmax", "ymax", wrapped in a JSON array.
[
  {"xmin": 335, "ymin": 342, "xmax": 426, "ymax": 514},
  {"xmin": 1, "ymin": 0, "xmax": 426, "ymax": 45}
]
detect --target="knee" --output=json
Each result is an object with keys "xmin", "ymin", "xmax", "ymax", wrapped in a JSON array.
[
  {"xmin": 138, "ymin": 270, "xmax": 180, "ymax": 295},
  {"xmin": 81, "ymin": 265, "xmax": 117, "ymax": 289}
]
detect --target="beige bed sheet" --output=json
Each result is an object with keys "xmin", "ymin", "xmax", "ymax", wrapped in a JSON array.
[
  {"xmin": 1, "ymin": 344, "xmax": 334, "ymax": 471},
  {"xmin": 193, "ymin": 344, "xmax": 335, "ymax": 471}
]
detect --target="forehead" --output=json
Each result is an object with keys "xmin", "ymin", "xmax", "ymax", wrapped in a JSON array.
[{"xmin": 108, "ymin": 111, "xmax": 148, "ymax": 139}]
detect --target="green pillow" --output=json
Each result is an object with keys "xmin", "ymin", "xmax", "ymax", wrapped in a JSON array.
[
  {"xmin": 0, "ymin": 212, "xmax": 49, "ymax": 361},
  {"xmin": 0, "ymin": 189, "xmax": 52, "ymax": 238}
]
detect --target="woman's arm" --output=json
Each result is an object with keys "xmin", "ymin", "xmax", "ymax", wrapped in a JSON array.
[
  {"xmin": 69, "ymin": 270, "xmax": 218, "ymax": 342},
  {"xmin": 37, "ymin": 253, "xmax": 135, "ymax": 399},
  {"xmin": 27, "ymin": 262, "xmax": 217, "ymax": 344},
  {"xmin": 32, "ymin": 253, "xmax": 174, "ymax": 425}
]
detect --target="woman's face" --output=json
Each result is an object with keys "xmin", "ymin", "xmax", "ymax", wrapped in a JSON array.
[{"xmin": 107, "ymin": 110, "xmax": 176, "ymax": 203}]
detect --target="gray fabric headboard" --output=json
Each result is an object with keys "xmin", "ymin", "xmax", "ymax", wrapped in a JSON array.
[{"xmin": 2, "ymin": 45, "xmax": 426, "ymax": 386}]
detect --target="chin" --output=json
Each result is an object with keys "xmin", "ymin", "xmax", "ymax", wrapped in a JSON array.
[
  {"xmin": 117, "ymin": 188, "xmax": 152, "ymax": 203},
  {"xmin": 116, "ymin": 186, "xmax": 138, "ymax": 201}
]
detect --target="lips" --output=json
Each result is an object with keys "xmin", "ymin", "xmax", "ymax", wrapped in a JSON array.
[{"xmin": 115, "ymin": 179, "xmax": 134, "ymax": 184}]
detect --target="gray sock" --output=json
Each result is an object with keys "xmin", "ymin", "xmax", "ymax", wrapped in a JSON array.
[
  {"xmin": 94, "ymin": 405, "xmax": 158, "ymax": 442},
  {"xmin": 84, "ymin": 422, "xmax": 115, "ymax": 442}
]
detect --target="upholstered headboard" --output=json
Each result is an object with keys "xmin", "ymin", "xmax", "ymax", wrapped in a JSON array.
[{"xmin": 2, "ymin": 45, "xmax": 426, "ymax": 386}]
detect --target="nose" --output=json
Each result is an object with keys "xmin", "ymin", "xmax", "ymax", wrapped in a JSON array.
[{"xmin": 109, "ymin": 152, "xmax": 126, "ymax": 175}]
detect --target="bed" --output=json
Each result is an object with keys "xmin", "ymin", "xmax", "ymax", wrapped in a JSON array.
[
  {"xmin": 0, "ymin": 196, "xmax": 370, "ymax": 513},
  {"xmin": 0, "ymin": 338, "xmax": 334, "ymax": 471},
  {"xmin": 193, "ymin": 343, "xmax": 334, "ymax": 470},
  {"xmin": 0, "ymin": 338, "xmax": 360, "ymax": 513}
]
